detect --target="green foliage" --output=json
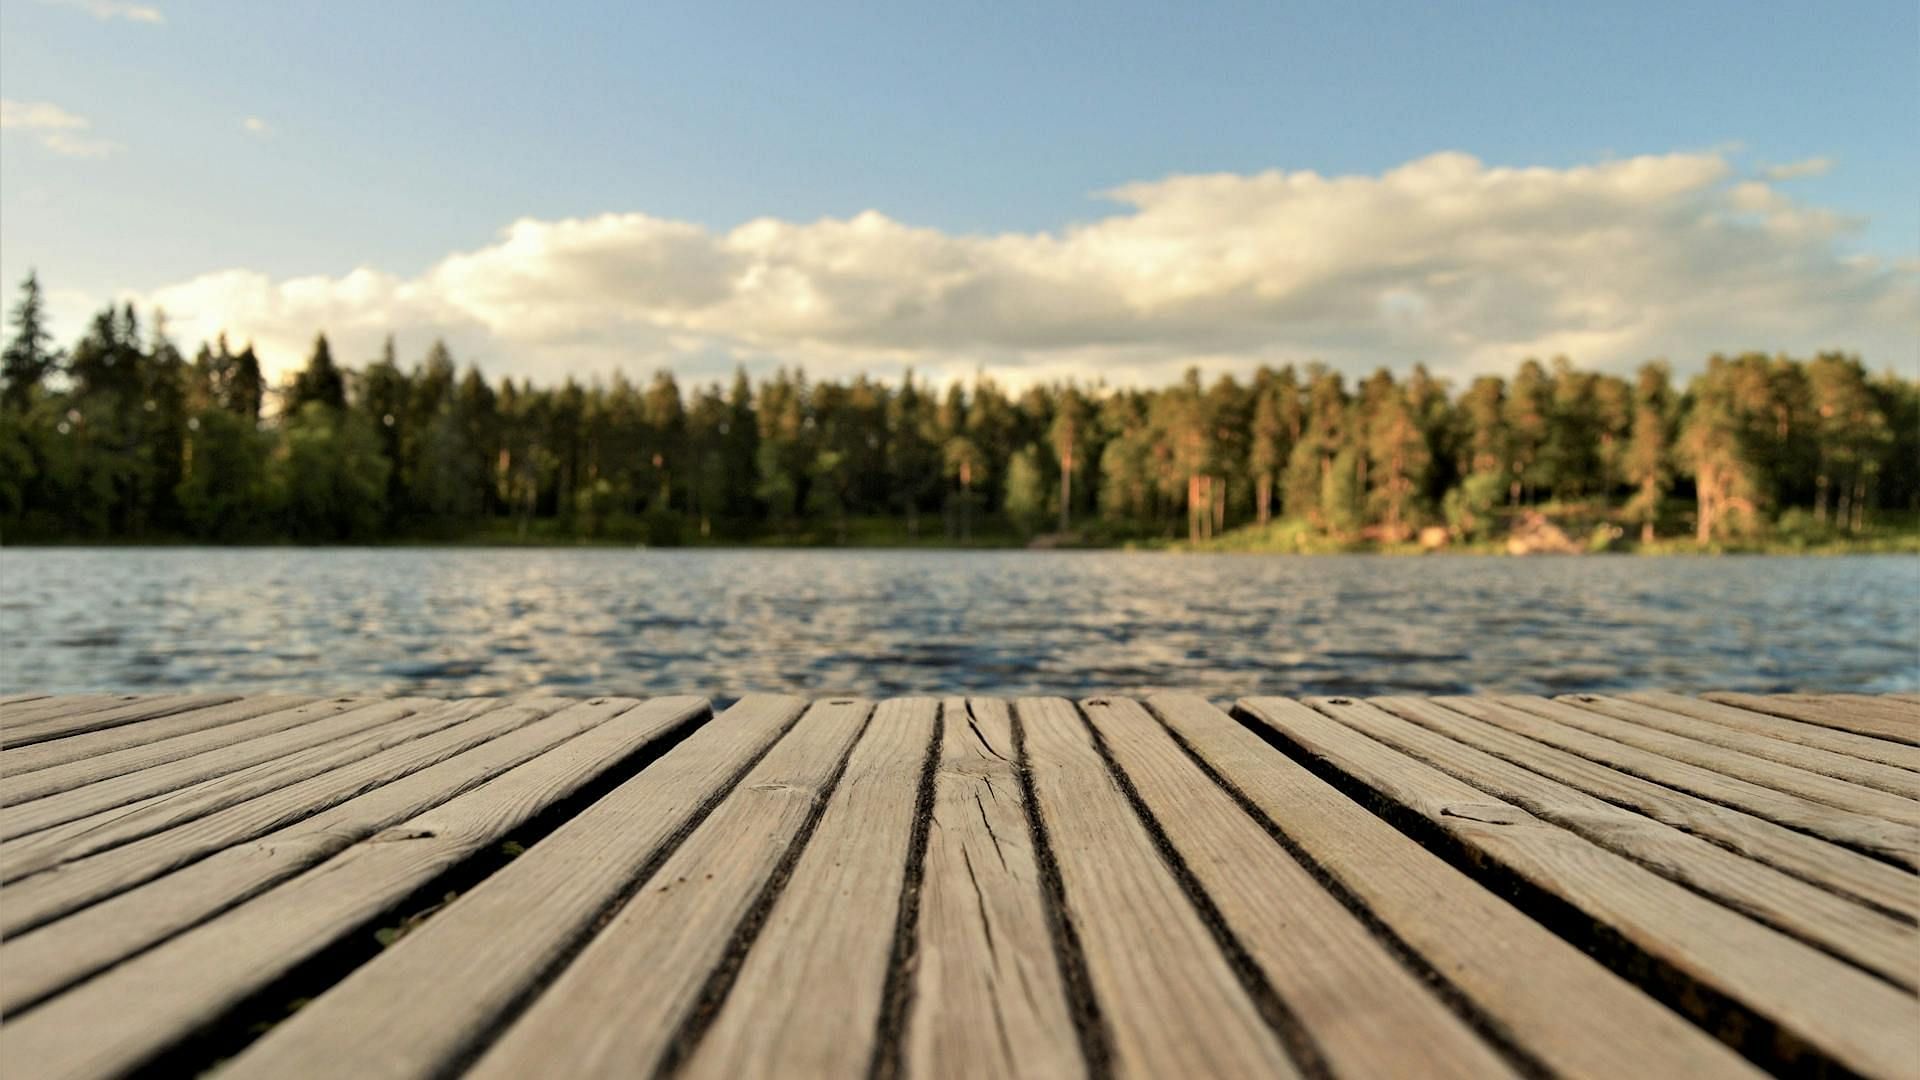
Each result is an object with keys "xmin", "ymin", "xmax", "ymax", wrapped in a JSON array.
[
  {"xmin": 1, "ymin": 272, "xmax": 1915, "ymax": 550},
  {"xmin": 272, "ymin": 402, "xmax": 389, "ymax": 541},
  {"xmin": 1003, "ymin": 446, "xmax": 1049, "ymax": 536}
]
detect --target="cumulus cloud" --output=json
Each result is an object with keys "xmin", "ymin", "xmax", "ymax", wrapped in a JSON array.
[
  {"xmin": 38, "ymin": 0, "xmax": 164, "ymax": 23},
  {"xmin": 0, "ymin": 99, "xmax": 120, "ymax": 158},
  {"xmin": 1761, "ymin": 157, "xmax": 1834, "ymax": 181},
  {"xmin": 131, "ymin": 150, "xmax": 1919, "ymax": 387}
]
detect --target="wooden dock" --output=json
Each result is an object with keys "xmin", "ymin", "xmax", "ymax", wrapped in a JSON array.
[{"xmin": 1, "ymin": 691, "xmax": 1915, "ymax": 1079}]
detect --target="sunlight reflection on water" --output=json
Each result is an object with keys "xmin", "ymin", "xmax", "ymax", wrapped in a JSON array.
[{"xmin": 2, "ymin": 548, "xmax": 1916, "ymax": 701}]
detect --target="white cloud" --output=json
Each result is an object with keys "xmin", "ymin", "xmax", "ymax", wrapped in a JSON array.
[
  {"xmin": 38, "ymin": 0, "xmax": 165, "ymax": 24},
  {"xmin": 241, "ymin": 116, "xmax": 272, "ymax": 137},
  {"xmin": 1761, "ymin": 157, "xmax": 1834, "ymax": 181},
  {"xmin": 0, "ymin": 99, "xmax": 120, "ymax": 158},
  {"xmin": 129, "ymin": 150, "xmax": 1919, "ymax": 387}
]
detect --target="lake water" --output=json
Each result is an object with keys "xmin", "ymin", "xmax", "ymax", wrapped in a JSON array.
[{"xmin": 2, "ymin": 548, "xmax": 1916, "ymax": 701}]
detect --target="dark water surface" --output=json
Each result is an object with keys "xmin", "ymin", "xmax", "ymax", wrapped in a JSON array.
[{"xmin": 2, "ymin": 548, "xmax": 1915, "ymax": 700}]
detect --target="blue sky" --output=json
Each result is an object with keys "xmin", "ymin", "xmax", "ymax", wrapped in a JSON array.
[{"xmin": 2, "ymin": 1, "xmax": 1915, "ymax": 385}]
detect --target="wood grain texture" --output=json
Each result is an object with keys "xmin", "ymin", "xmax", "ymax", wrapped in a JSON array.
[
  {"xmin": 1239, "ymin": 696, "xmax": 1920, "ymax": 1079},
  {"xmin": 0, "ymin": 695, "xmax": 350, "ymax": 804},
  {"xmin": 1704, "ymin": 693, "xmax": 1920, "ymax": 746},
  {"xmin": 0, "ymin": 695, "xmax": 242, "ymax": 748},
  {"xmin": 1608, "ymin": 691, "xmax": 1920, "ymax": 773},
  {"xmin": 678, "ymin": 698, "xmax": 940, "ymax": 1078},
  {"xmin": 1320, "ymin": 697, "xmax": 1916, "ymax": 989},
  {"xmin": 0, "ymin": 696, "xmax": 707, "ymax": 1080},
  {"xmin": 1489, "ymin": 699, "xmax": 1920, "ymax": 822},
  {"xmin": 461, "ymin": 698, "xmax": 873, "ymax": 1080},
  {"xmin": 1776, "ymin": 693, "xmax": 1920, "ymax": 721},
  {"xmin": 0, "ymin": 697, "xmax": 681, "ymax": 1015},
  {"xmin": 1083, "ymin": 696, "xmax": 1515, "ymax": 1078},
  {"xmin": 0, "ymin": 699, "xmax": 555, "ymax": 936},
  {"xmin": 1548, "ymin": 693, "xmax": 1920, "ymax": 798},
  {"xmin": 1376, "ymin": 696, "xmax": 1919, "ymax": 923},
  {"xmin": 1484, "ymin": 695, "xmax": 1920, "ymax": 827},
  {"xmin": 0, "ymin": 699, "xmax": 458, "ymax": 879},
  {"xmin": 902, "ymin": 698, "xmax": 1083, "ymax": 1080},
  {"xmin": 220, "ymin": 694, "xmax": 802, "ymax": 1080},
  {"xmin": 1017, "ymin": 696, "xmax": 1298, "ymax": 1078},
  {"xmin": 1427, "ymin": 695, "xmax": 1920, "ymax": 870},
  {"xmin": 0, "ymin": 698, "xmax": 435, "ymax": 843},
  {"xmin": 0, "ymin": 693, "xmax": 56, "ymax": 706},
  {"xmin": 1155, "ymin": 694, "xmax": 1760, "ymax": 1080}
]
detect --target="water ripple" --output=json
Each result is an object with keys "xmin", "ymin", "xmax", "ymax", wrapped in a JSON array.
[{"xmin": 0, "ymin": 548, "xmax": 1915, "ymax": 700}]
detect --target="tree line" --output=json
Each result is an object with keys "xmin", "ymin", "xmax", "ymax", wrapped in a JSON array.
[{"xmin": 2, "ymin": 272, "xmax": 1914, "ymax": 547}]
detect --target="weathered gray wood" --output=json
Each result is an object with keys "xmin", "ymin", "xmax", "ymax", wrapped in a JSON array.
[
  {"xmin": 1239, "ymin": 696, "xmax": 1920, "ymax": 1079},
  {"xmin": 0, "ymin": 695, "xmax": 140, "ymax": 726},
  {"xmin": 0, "ymin": 699, "xmax": 454, "ymax": 876},
  {"xmin": 1706, "ymin": 692, "xmax": 1920, "ymax": 746},
  {"xmin": 0, "ymin": 698, "xmax": 433, "ymax": 843},
  {"xmin": 0, "ymin": 699, "xmax": 560, "ymax": 936},
  {"xmin": 459, "ymin": 698, "xmax": 871, "ymax": 1080},
  {"xmin": 1430, "ymin": 696, "xmax": 1920, "ymax": 869},
  {"xmin": 0, "ymin": 696, "xmax": 707, "ymax": 1080},
  {"xmin": 1487, "ymin": 695, "xmax": 1920, "ymax": 828},
  {"xmin": 0, "ymin": 695, "xmax": 348, "ymax": 803},
  {"xmin": 678, "ymin": 698, "xmax": 940, "ymax": 1078},
  {"xmin": 902, "ymin": 698, "xmax": 1082, "ymax": 1080},
  {"xmin": 1083, "ymin": 696, "xmax": 1515, "ymax": 1077},
  {"xmin": 0, "ymin": 697, "xmax": 694, "ymax": 1015},
  {"xmin": 1375, "ymin": 696, "xmax": 1919, "ymax": 923},
  {"xmin": 1616, "ymin": 691, "xmax": 1920, "ymax": 773},
  {"xmin": 0, "ymin": 694, "xmax": 242, "ymax": 748},
  {"xmin": 1550, "ymin": 694, "xmax": 1920, "ymax": 798},
  {"xmin": 1321, "ymin": 697, "xmax": 1916, "ymax": 990},
  {"xmin": 1776, "ymin": 693, "xmax": 1920, "ymax": 721},
  {"xmin": 1151, "ymin": 694, "xmax": 1760, "ymax": 1080},
  {"xmin": 1017, "ymin": 696, "xmax": 1297, "ymax": 1077},
  {"xmin": 0, "ymin": 693, "xmax": 54, "ymax": 707},
  {"xmin": 219, "ymin": 694, "xmax": 803, "ymax": 1080}
]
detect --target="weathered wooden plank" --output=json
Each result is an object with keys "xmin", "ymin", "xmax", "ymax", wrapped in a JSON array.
[
  {"xmin": 900, "ymin": 698, "xmax": 1082, "ymax": 1080},
  {"xmin": 1322, "ymin": 697, "xmax": 1916, "ymax": 990},
  {"xmin": 0, "ymin": 696, "xmax": 707, "ymax": 1080},
  {"xmin": 1887, "ymin": 693, "xmax": 1920, "ymax": 707},
  {"xmin": 0, "ymin": 698, "xmax": 432, "ymax": 843},
  {"xmin": 1083, "ymin": 696, "xmax": 1516, "ymax": 1077},
  {"xmin": 218, "ymin": 695, "xmax": 804, "ymax": 1080},
  {"xmin": 1705, "ymin": 693, "xmax": 1920, "ymax": 746},
  {"xmin": 1376, "ymin": 696, "xmax": 1919, "ymax": 923},
  {"xmin": 675, "ymin": 698, "xmax": 940, "ymax": 1078},
  {"xmin": 1239, "ymin": 696, "xmax": 1920, "ymax": 1079},
  {"xmin": 0, "ymin": 693, "xmax": 54, "ymax": 707},
  {"xmin": 1486, "ymin": 695, "xmax": 1920, "ymax": 828},
  {"xmin": 0, "ymin": 695, "xmax": 347, "ymax": 803},
  {"xmin": 1549, "ymin": 694, "xmax": 1920, "ymax": 798},
  {"xmin": 1430, "ymin": 696, "xmax": 1920, "ymax": 869},
  {"xmin": 446, "ymin": 698, "xmax": 872, "ymax": 1079},
  {"xmin": 1775, "ymin": 693, "xmax": 1920, "ymax": 721},
  {"xmin": 0, "ymin": 694, "xmax": 242, "ymax": 748},
  {"xmin": 1151, "ymin": 694, "xmax": 1759, "ymax": 1080},
  {"xmin": 1616, "ymin": 691, "xmax": 1920, "ymax": 773},
  {"xmin": 0, "ymin": 697, "xmax": 694, "ymax": 1015},
  {"xmin": 1015, "ymin": 697, "xmax": 1297, "ymax": 1078},
  {"xmin": 0, "ymin": 699, "xmax": 451, "ymax": 876},
  {"xmin": 0, "ymin": 695, "xmax": 139, "ymax": 726},
  {"xmin": 0, "ymin": 699, "xmax": 559, "ymax": 936}
]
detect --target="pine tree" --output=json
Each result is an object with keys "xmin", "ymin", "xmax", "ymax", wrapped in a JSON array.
[
  {"xmin": 287, "ymin": 333, "xmax": 347, "ymax": 414},
  {"xmin": 1622, "ymin": 362, "xmax": 1674, "ymax": 542},
  {"xmin": 2, "ymin": 272, "xmax": 61, "ymax": 410}
]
